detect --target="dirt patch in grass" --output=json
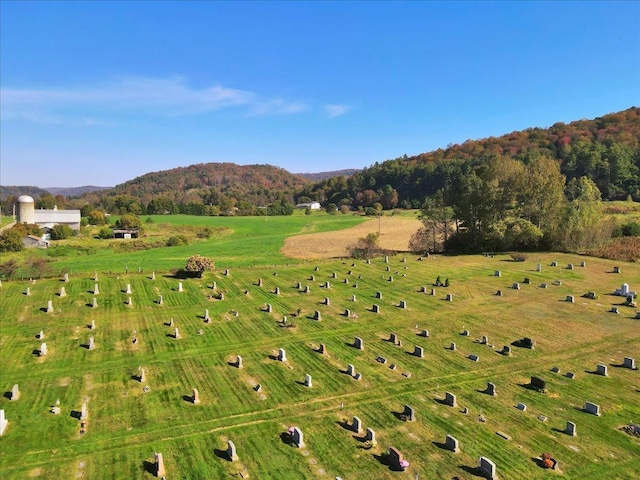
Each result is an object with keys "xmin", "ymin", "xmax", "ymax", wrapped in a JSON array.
[{"xmin": 282, "ymin": 217, "xmax": 421, "ymax": 259}]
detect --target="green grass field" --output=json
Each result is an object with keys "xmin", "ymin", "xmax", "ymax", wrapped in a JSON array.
[{"xmin": 1, "ymin": 216, "xmax": 639, "ymax": 479}]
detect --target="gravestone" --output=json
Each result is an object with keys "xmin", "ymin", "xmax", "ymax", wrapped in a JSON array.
[
  {"xmin": 236, "ymin": 355, "xmax": 243, "ymax": 368},
  {"xmin": 127, "ymin": 297, "xmax": 133, "ymax": 306},
  {"xmin": 399, "ymin": 300, "xmax": 407, "ymax": 309},
  {"xmin": 636, "ymin": 311, "xmax": 640, "ymax": 319},
  {"xmin": 389, "ymin": 333, "xmax": 398, "ymax": 344},
  {"xmin": 178, "ymin": 282, "xmax": 184, "ymax": 292},
  {"xmin": 450, "ymin": 342, "xmax": 457, "ymax": 351},
  {"xmin": 501, "ymin": 345, "xmax": 511, "ymax": 356},
  {"xmin": 59, "ymin": 287, "xmax": 67, "ymax": 297},
  {"xmin": 344, "ymin": 278, "xmax": 349, "ymax": 284},
  {"xmin": 139, "ymin": 366, "xmax": 146, "ymax": 383},
  {"xmin": 513, "ymin": 282, "xmax": 520, "ymax": 290},
  {"xmin": 292, "ymin": 427, "xmax": 304, "ymax": 448},
  {"xmin": 344, "ymin": 309, "xmax": 351, "ymax": 317},
  {"xmin": 385, "ymin": 256, "xmax": 389, "ymax": 263},
  {"xmin": 403, "ymin": 405, "xmax": 415, "ymax": 421},
  {"xmin": 93, "ymin": 284, "xmax": 99, "ymax": 295},
  {"xmin": 420, "ymin": 286, "xmax": 427, "ymax": 293},
  {"xmin": 516, "ymin": 403, "xmax": 526, "ymax": 411},
  {"xmin": 10, "ymin": 384, "xmax": 19, "ymax": 401},
  {"xmin": 224, "ymin": 269, "xmax": 229, "ymax": 276},
  {"xmin": 445, "ymin": 293, "xmax": 453, "ymax": 301},
  {"xmin": 218, "ymin": 292, "xmax": 224, "ymax": 301},
  {"xmin": 266, "ymin": 303, "xmax": 272, "ymax": 313},
  {"xmin": 88, "ymin": 336, "xmax": 95, "ymax": 350},
  {"xmin": 173, "ymin": 328, "xmax": 180, "ymax": 339},
  {"xmin": 567, "ymin": 263, "xmax": 574, "ymax": 270},
  {"xmin": 610, "ymin": 306, "xmax": 619, "ymax": 314},
  {"xmin": 494, "ymin": 270, "xmax": 501, "ymax": 277},
  {"xmin": 565, "ymin": 421, "xmax": 576, "ymax": 436},
  {"xmin": 227, "ymin": 440, "xmax": 238, "ymax": 461},
  {"xmin": 414, "ymin": 346, "xmax": 424, "ymax": 358},
  {"xmin": 39, "ymin": 342, "xmax": 47, "ymax": 356},
  {"xmin": 304, "ymin": 285, "xmax": 310, "ymax": 293},
  {"xmin": 158, "ymin": 295, "xmax": 163, "ymax": 305},
  {"xmin": 376, "ymin": 356, "xmax": 387, "ymax": 364},
  {"xmin": 388, "ymin": 276, "xmax": 393, "ymax": 282},
  {"xmin": 613, "ymin": 266, "xmax": 620, "ymax": 273},
  {"xmin": 445, "ymin": 434, "xmax": 459, "ymax": 453},
  {"xmin": 479, "ymin": 456, "xmax": 497, "ymax": 479},
  {"xmin": 445, "ymin": 392, "xmax": 457, "ymax": 407},
  {"xmin": 581, "ymin": 261, "xmax": 586, "ymax": 267},
  {"xmin": 278, "ymin": 348, "xmax": 287, "ymax": 362},
  {"xmin": 596, "ymin": 363, "xmax": 608, "ymax": 376},
  {"xmin": 566, "ymin": 295, "xmax": 575, "ymax": 303},
  {"xmin": 352, "ymin": 416, "xmax": 362, "ymax": 433},
  {"xmin": 0, "ymin": 409, "xmax": 8, "ymax": 436},
  {"xmin": 126, "ymin": 284, "xmax": 132, "ymax": 294},
  {"xmin": 274, "ymin": 287, "xmax": 280, "ymax": 295},
  {"xmin": 295, "ymin": 281, "xmax": 301, "ymax": 289},
  {"xmin": 211, "ymin": 281, "xmax": 216, "ymax": 289},
  {"xmin": 90, "ymin": 319, "xmax": 96, "ymax": 330},
  {"xmin": 376, "ymin": 291, "xmax": 382, "ymax": 299},
  {"xmin": 151, "ymin": 272, "xmax": 155, "ymax": 280},
  {"xmin": 168, "ymin": 318, "xmax": 174, "ymax": 326},
  {"xmin": 38, "ymin": 330, "xmax": 44, "ymax": 339},
  {"xmin": 623, "ymin": 357, "xmax": 636, "ymax": 369},
  {"xmin": 481, "ymin": 335, "xmax": 488, "ymax": 345},
  {"xmin": 324, "ymin": 281, "xmax": 331, "ymax": 288},
  {"xmin": 304, "ymin": 374, "xmax": 312, "ymax": 387},
  {"xmin": 192, "ymin": 388, "xmax": 200, "ymax": 404},
  {"xmin": 319, "ymin": 343, "xmax": 326, "ymax": 354},
  {"xmin": 496, "ymin": 290, "xmax": 503, "ymax": 296},
  {"xmin": 530, "ymin": 376, "xmax": 546, "ymax": 392},
  {"xmin": 204, "ymin": 309, "xmax": 210, "ymax": 322},
  {"xmin": 468, "ymin": 354, "xmax": 479, "ymax": 362},
  {"xmin": 430, "ymin": 288, "xmax": 436, "ymax": 295},
  {"xmin": 584, "ymin": 401, "xmax": 600, "ymax": 416},
  {"xmin": 258, "ymin": 278, "xmax": 263, "ymax": 287},
  {"xmin": 365, "ymin": 427, "xmax": 376, "ymax": 444},
  {"xmin": 46, "ymin": 300, "xmax": 53, "ymax": 313},
  {"xmin": 324, "ymin": 297, "xmax": 330, "ymax": 305},
  {"xmin": 566, "ymin": 372, "xmax": 575, "ymax": 379},
  {"xmin": 523, "ymin": 277, "xmax": 530, "ymax": 284},
  {"xmin": 551, "ymin": 261, "xmax": 558, "ymax": 267},
  {"xmin": 388, "ymin": 447, "xmax": 406, "ymax": 470},
  {"xmin": 314, "ymin": 310, "xmax": 322, "ymax": 321},
  {"xmin": 421, "ymin": 329, "xmax": 429, "ymax": 337},
  {"xmin": 63, "ymin": 273, "xmax": 69, "ymax": 282},
  {"xmin": 80, "ymin": 401, "xmax": 88, "ymax": 420},
  {"xmin": 372, "ymin": 304, "xmax": 380, "ymax": 313},
  {"xmin": 486, "ymin": 382, "xmax": 496, "ymax": 396},
  {"xmin": 462, "ymin": 329, "xmax": 470, "ymax": 336},
  {"xmin": 536, "ymin": 263, "xmax": 542, "ymax": 272},
  {"xmin": 354, "ymin": 372, "xmax": 362, "ymax": 380},
  {"xmin": 154, "ymin": 452, "xmax": 165, "ymax": 477},
  {"xmin": 346, "ymin": 364, "xmax": 355, "ymax": 376},
  {"xmin": 354, "ymin": 337, "xmax": 364, "ymax": 350},
  {"xmin": 540, "ymin": 283, "xmax": 548, "ymax": 288}
]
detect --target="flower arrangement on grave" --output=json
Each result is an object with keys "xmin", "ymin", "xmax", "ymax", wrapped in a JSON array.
[{"xmin": 399, "ymin": 459, "xmax": 409, "ymax": 470}]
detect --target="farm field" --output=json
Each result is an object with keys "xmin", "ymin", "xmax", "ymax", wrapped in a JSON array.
[{"xmin": 1, "ymin": 234, "xmax": 639, "ymax": 479}]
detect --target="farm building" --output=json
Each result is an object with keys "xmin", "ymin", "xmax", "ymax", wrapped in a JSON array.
[
  {"xmin": 16, "ymin": 195, "xmax": 81, "ymax": 230},
  {"xmin": 295, "ymin": 201, "xmax": 321, "ymax": 210}
]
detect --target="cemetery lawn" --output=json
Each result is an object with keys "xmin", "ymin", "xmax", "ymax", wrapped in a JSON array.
[{"xmin": 1, "ymin": 235, "xmax": 639, "ymax": 478}]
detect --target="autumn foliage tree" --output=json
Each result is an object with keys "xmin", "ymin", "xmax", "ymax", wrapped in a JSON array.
[{"xmin": 184, "ymin": 254, "xmax": 215, "ymax": 277}]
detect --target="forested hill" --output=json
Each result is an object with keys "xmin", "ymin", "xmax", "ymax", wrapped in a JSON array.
[
  {"xmin": 299, "ymin": 107, "xmax": 640, "ymax": 208},
  {"xmin": 102, "ymin": 162, "xmax": 310, "ymax": 206}
]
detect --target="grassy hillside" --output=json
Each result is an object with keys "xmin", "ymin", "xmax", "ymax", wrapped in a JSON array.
[{"xmin": 1, "ymin": 226, "xmax": 638, "ymax": 479}]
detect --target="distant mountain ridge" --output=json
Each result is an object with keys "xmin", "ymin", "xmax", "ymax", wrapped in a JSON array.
[
  {"xmin": 45, "ymin": 186, "xmax": 112, "ymax": 197},
  {"xmin": 296, "ymin": 169, "xmax": 360, "ymax": 181}
]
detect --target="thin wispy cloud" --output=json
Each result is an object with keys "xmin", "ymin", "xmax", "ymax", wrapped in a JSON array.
[
  {"xmin": 324, "ymin": 104, "xmax": 350, "ymax": 118},
  {"xmin": 0, "ymin": 76, "xmax": 307, "ymax": 123}
]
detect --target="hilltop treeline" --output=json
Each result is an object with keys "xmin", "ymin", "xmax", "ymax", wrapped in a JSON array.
[{"xmin": 298, "ymin": 107, "xmax": 640, "ymax": 210}]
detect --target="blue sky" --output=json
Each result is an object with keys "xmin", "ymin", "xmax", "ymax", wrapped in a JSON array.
[{"xmin": 1, "ymin": 1, "xmax": 639, "ymax": 187}]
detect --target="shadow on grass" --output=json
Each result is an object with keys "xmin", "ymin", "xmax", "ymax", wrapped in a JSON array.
[
  {"xmin": 432, "ymin": 440, "xmax": 451, "ymax": 451},
  {"xmin": 459, "ymin": 465, "xmax": 487, "ymax": 477},
  {"xmin": 279, "ymin": 432, "xmax": 293, "ymax": 446},
  {"xmin": 372, "ymin": 453, "xmax": 403, "ymax": 472},
  {"xmin": 213, "ymin": 448, "xmax": 232, "ymax": 461},
  {"xmin": 142, "ymin": 460, "xmax": 156, "ymax": 475}
]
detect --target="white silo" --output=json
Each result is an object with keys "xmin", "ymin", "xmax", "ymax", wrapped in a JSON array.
[{"xmin": 17, "ymin": 195, "xmax": 35, "ymax": 224}]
